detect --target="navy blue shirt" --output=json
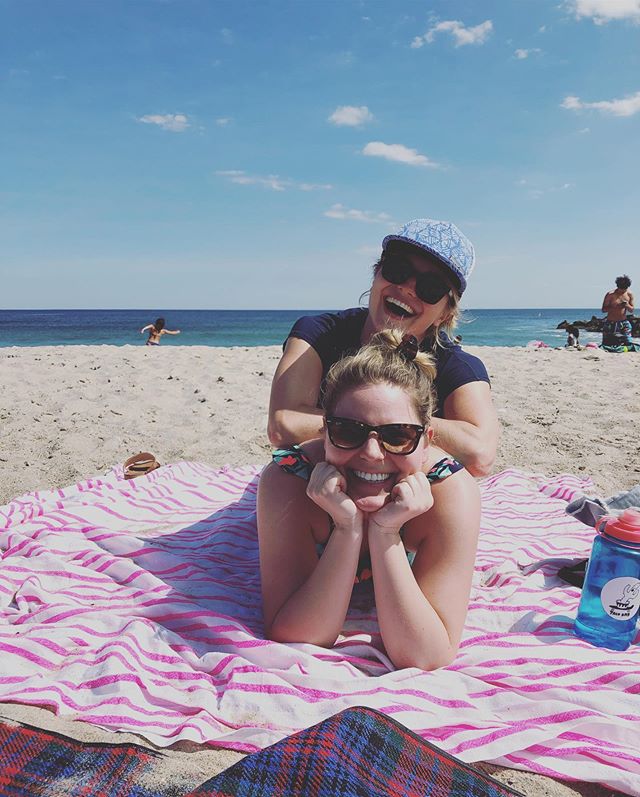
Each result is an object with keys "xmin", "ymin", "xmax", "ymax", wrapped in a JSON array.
[{"xmin": 286, "ymin": 308, "xmax": 490, "ymax": 417}]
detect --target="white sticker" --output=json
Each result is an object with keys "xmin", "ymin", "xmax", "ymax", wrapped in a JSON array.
[{"xmin": 600, "ymin": 577, "xmax": 640, "ymax": 621}]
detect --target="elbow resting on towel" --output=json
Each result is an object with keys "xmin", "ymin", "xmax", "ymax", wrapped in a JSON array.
[{"xmin": 265, "ymin": 618, "xmax": 340, "ymax": 650}]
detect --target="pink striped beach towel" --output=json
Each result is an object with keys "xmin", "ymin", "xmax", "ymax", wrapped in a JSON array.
[{"xmin": 1, "ymin": 464, "xmax": 639, "ymax": 795}]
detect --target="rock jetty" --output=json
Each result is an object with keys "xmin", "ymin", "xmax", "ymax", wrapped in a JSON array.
[{"xmin": 557, "ymin": 315, "xmax": 640, "ymax": 336}]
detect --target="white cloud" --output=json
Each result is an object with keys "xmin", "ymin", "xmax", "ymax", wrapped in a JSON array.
[
  {"xmin": 334, "ymin": 51, "xmax": 355, "ymax": 66},
  {"xmin": 515, "ymin": 47, "xmax": 541, "ymax": 59},
  {"xmin": 220, "ymin": 27, "xmax": 234, "ymax": 44},
  {"xmin": 324, "ymin": 204, "xmax": 392, "ymax": 224},
  {"xmin": 299, "ymin": 182, "xmax": 333, "ymax": 191},
  {"xmin": 356, "ymin": 245, "xmax": 382, "ymax": 256},
  {"xmin": 216, "ymin": 170, "xmax": 331, "ymax": 191},
  {"xmin": 412, "ymin": 19, "xmax": 493, "ymax": 48},
  {"xmin": 216, "ymin": 117, "xmax": 231, "ymax": 126},
  {"xmin": 561, "ymin": 95, "xmax": 582, "ymax": 111},
  {"xmin": 561, "ymin": 91, "xmax": 640, "ymax": 116},
  {"xmin": 328, "ymin": 105, "xmax": 374, "ymax": 126},
  {"xmin": 362, "ymin": 141, "xmax": 439, "ymax": 168},
  {"xmin": 137, "ymin": 113, "xmax": 189, "ymax": 132},
  {"xmin": 517, "ymin": 179, "xmax": 573, "ymax": 199},
  {"xmin": 569, "ymin": 0, "xmax": 640, "ymax": 23}
]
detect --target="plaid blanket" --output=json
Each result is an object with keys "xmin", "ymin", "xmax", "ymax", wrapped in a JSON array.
[
  {"xmin": 187, "ymin": 707, "xmax": 524, "ymax": 797},
  {"xmin": 0, "ymin": 719, "xmax": 174, "ymax": 797}
]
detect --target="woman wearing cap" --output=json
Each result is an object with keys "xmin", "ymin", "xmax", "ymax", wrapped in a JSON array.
[{"xmin": 267, "ymin": 219, "xmax": 498, "ymax": 477}]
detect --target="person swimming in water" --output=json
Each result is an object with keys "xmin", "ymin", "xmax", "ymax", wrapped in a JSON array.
[{"xmin": 140, "ymin": 317, "xmax": 181, "ymax": 346}]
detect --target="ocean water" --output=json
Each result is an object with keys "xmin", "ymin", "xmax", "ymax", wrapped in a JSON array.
[{"xmin": 0, "ymin": 308, "xmax": 604, "ymax": 348}]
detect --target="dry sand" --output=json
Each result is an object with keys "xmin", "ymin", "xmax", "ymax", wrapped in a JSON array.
[{"xmin": 1, "ymin": 343, "xmax": 639, "ymax": 796}]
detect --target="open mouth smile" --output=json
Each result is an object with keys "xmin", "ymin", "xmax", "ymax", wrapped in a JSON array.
[{"xmin": 384, "ymin": 297, "xmax": 416, "ymax": 318}]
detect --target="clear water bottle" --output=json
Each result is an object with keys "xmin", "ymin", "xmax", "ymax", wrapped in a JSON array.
[{"xmin": 574, "ymin": 509, "xmax": 640, "ymax": 651}]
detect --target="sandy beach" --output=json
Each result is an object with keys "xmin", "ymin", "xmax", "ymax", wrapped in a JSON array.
[{"xmin": 1, "ymin": 343, "xmax": 639, "ymax": 796}]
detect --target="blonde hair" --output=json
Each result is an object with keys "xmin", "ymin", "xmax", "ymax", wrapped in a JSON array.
[
  {"xmin": 322, "ymin": 328, "xmax": 437, "ymax": 425},
  {"xmin": 435, "ymin": 289, "xmax": 461, "ymax": 343}
]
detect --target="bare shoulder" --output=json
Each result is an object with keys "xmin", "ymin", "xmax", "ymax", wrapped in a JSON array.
[
  {"xmin": 300, "ymin": 438, "xmax": 325, "ymax": 466},
  {"xmin": 259, "ymin": 439, "xmax": 325, "ymax": 497},
  {"xmin": 428, "ymin": 448, "xmax": 479, "ymax": 504},
  {"xmin": 258, "ymin": 444, "xmax": 329, "ymax": 544},
  {"xmin": 402, "ymin": 446, "xmax": 479, "ymax": 545}
]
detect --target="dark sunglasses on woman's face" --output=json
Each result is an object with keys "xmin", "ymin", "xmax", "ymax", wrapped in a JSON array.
[
  {"xmin": 380, "ymin": 253, "xmax": 452, "ymax": 305},
  {"xmin": 326, "ymin": 416, "xmax": 425, "ymax": 455}
]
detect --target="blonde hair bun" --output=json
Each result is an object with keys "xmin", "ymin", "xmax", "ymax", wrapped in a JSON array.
[{"xmin": 322, "ymin": 327, "xmax": 437, "ymax": 424}]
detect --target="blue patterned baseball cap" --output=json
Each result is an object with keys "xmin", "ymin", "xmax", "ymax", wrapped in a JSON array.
[{"xmin": 382, "ymin": 219, "xmax": 475, "ymax": 294}]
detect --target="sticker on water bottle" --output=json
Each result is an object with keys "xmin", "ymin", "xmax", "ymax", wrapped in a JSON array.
[{"xmin": 600, "ymin": 577, "xmax": 640, "ymax": 621}]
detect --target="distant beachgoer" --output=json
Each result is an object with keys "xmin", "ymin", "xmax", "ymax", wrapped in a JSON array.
[
  {"xmin": 267, "ymin": 218, "xmax": 499, "ymax": 477},
  {"xmin": 601, "ymin": 276, "xmax": 636, "ymax": 350},
  {"xmin": 602, "ymin": 275, "xmax": 634, "ymax": 322},
  {"xmin": 140, "ymin": 317, "xmax": 181, "ymax": 346},
  {"xmin": 565, "ymin": 325, "xmax": 580, "ymax": 349}
]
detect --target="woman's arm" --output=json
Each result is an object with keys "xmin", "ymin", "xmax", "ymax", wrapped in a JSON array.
[
  {"xmin": 140, "ymin": 325, "xmax": 151, "ymax": 333},
  {"xmin": 162, "ymin": 329, "xmax": 181, "ymax": 335},
  {"xmin": 430, "ymin": 382, "xmax": 498, "ymax": 477},
  {"xmin": 257, "ymin": 461, "xmax": 363, "ymax": 646},
  {"xmin": 367, "ymin": 469, "xmax": 480, "ymax": 670},
  {"xmin": 267, "ymin": 338, "xmax": 325, "ymax": 447}
]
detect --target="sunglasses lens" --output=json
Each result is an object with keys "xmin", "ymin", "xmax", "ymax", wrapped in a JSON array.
[
  {"xmin": 415, "ymin": 275, "xmax": 449, "ymax": 304},
  {"xmin": 382, "ymin": 255, "xmax": 449, "ymax": 305},
  {"xmin": 327, "ymin": 419, "xmax": 367, "ymax": 449},
  {"xmin": 381, "ymin": 256, "xmax": 411, "ymax": 285},
  {"xmin": 380, "ymin": 425, "xmax": 422, "ymax": 454}
]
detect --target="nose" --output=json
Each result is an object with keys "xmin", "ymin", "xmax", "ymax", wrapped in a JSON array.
[
  {"xmin": 399, "ymin": 272, "xmax": 418, "ymax": 297},
  {"xmin": 360, "ymin": 432, "xmax": 386, "ymax": 460}
]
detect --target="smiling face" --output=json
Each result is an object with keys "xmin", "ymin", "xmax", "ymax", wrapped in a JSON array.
[
  {"xmin": 325, "ymin": 382, "xmax": 429, "ymax": 513},
  {"xmin": 364, "ymin": 246, "xmax": 456, "ymax": 343}
]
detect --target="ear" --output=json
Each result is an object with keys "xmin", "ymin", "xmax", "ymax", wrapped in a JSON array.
[
  {"xmin": 418, "ymin": 427, "xmax": 432, "ymax": 465},
  {"xmin": 435, "ymin": 301, "xmax": 455, "ymax": 328}
]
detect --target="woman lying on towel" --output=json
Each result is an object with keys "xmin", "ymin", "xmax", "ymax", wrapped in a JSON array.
[{"xmin": 258, "ymin": 329, "xmax": 480, "ymax": 671}]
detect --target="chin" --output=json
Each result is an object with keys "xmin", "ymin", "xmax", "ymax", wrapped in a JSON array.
[
  {"xmin": 346, "ymin": 477, "xmax": 393, "ymax": 513},
  {"xmin": 353, "ymin": 493, "xmax": 389, "ymax": 513}
]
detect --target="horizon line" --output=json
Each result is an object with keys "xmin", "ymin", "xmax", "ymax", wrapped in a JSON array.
[{"xmin": 0, "ymin": 307, "xmax": 604, "ymax": 313}]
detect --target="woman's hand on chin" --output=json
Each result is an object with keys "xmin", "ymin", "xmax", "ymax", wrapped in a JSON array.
[
  {"xmin": 306, "ymin": 462, "xmax": 363, "ymax": 533},
  {"xmin": 367, "ymin": 472, "xmax": 434, "ymax": 534}
]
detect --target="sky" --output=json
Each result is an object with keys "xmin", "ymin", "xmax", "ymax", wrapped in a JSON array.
[{"xmin": 2, "ymin": 0, "xmax": 640, "ymax": 310}]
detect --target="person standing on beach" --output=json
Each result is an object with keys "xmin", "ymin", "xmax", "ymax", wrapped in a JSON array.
[
  {"xmin": 140, "ymin": 317, "xmax": 181, "ymax": 346},
  {"xmin": 267, "ymin": 219, "xmax": 498, "ymax": 477},
  {"xmin": 601, "ymin": 276, "xmax": 635, "ymax": 349}
]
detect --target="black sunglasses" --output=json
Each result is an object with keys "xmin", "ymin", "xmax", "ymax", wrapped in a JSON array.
[
  {"xmin": 381, "ymin": 253, "xmax": 452, "ymax": 305},
  {"xmin": 326, "ymin": 416, "xmax": 425, "ymax": 455}
]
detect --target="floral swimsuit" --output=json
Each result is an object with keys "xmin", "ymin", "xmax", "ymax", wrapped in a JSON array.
[{"xmin": 272, "ymin": 445, "xmax": 463, "ymax": 583}]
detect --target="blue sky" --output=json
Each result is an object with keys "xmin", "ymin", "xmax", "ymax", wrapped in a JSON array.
[{"xmin": 2, "ymin": 0, "xmax": 639, "ymax": 309}]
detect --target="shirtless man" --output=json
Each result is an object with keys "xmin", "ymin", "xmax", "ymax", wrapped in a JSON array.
[
  {"xmin": 602, "ymin": 275, "xmax": 634, "ymax": 321},
  {"xmin": 601, "ymin": 276, "xmax": 635, "ymax": 348}
]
